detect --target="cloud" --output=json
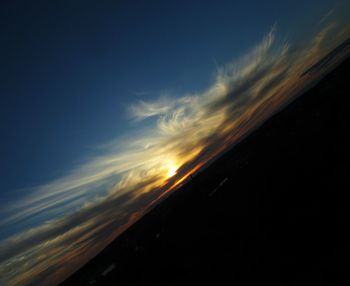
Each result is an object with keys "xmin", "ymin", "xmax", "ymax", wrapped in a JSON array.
[
  {"xmin": 1, "ymin": 24, "xmax": 349, "ymax": 286},
  {"xmin": 319, "ymin": 7, "xmax": 336, "ymax": 24},
  {"xmin": 0, "ymin": 184, "xmax": 163, "ymax": 286},
  {"xmin": 129, "ymin": 96, "xmax": 177, "ymax": 120}
]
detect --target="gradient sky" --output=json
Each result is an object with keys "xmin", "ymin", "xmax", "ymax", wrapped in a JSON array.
[
  {"xmin": 1, "ymin": 1, "xmax": 350, "ymax": 285},
  {"xmin": 0, "ymin": 0, "xmax": 341, "ymax": 195}
]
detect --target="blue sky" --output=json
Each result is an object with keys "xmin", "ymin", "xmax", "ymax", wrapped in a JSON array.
[
  {"xmin": 1, "ymin": 1, "xmax": 350, "ymax": 285},
  {"xmin": 0, "ymin": 0, "xmax": 337, "ymax": 195}
]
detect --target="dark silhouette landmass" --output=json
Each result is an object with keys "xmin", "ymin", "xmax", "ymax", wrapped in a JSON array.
[
  {"xmin": 61, "ymin": 57, "xmax": 350, "ymax": 286},
  {"xmin": 300, "ymin": 37, "xmax": 350, "ymax": 77}
]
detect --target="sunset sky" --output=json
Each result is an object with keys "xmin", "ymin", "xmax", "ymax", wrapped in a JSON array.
[{"xmin": 1, "ymin": 1, "xmax": 350, "ymax": 285}]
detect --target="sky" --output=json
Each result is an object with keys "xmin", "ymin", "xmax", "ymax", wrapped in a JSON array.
[{"xmin": 1, "ymin": 1, "xmax": 350, "ymax": 285}]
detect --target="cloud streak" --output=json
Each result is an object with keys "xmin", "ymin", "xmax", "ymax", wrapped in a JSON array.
[{"xmin": 1, "ymin": 22, "xmax": 350, "ymax": 286}]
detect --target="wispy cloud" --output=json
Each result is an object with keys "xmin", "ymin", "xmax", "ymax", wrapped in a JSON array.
[
  {"xmin": 1, "ymin": 22, "xmax": 349, "ymax": 286},
  {"xmin": 320, "ymin": 7, "xmax": 336, "ymax": 24}
]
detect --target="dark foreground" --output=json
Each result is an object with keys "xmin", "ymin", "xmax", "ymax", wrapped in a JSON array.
[{"xmin": 62, "ymin": 58, "xmax": 350, "ymax": 286}]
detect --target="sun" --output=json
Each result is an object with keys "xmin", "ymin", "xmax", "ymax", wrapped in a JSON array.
[{"xmin": 167, "ymin": 164, "xmax": 177, "ymax": 178}]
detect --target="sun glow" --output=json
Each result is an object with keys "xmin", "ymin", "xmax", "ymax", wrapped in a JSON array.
[{"xmin": 167, "ymin": 163, "xmax": 177, "ymax": 178}]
